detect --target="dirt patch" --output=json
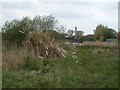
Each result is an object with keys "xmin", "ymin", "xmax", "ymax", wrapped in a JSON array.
[{"xmin": 82, "ymin": 41, "xmax": 118, "ymax": 47}]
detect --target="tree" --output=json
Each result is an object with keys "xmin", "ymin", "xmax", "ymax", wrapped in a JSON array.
[
  {"xmin": 2, "ymin": 15, "xmax": 65, "ymax": 47},
  {"xmin": 56, "ymin": 25, "xmax": 66, "ymax": 34},
  {"xmin": 47, "ymin": 30, "xmax": 65, "ymax": 40},
  {"xmin": 32, "ymin": 15, "xmax": 58, "ymax": 32},
  {"xmin": 2, "ymin": 17, "xmax": 32, "ymax": 47},
  {"xmin": 94, "ymin": 24, "xmax": 117, "ymax": 41},
  {"xmin": 78, "ymin": 34, "xmax": 94, "ymax": 43},
  {"xmin": 67, "ymin": 29, "xmax": 74, "ymax": 38}
]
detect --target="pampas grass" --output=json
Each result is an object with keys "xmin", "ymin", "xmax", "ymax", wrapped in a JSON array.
[{"xmin": 24, "ymin": 30, "xmax": 66, "ymax": 58}]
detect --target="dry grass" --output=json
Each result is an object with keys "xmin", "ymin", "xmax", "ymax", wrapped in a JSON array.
[
  {"xmin": 2, "ymin": 47, "xmax": 32, "ymax": 70},
  {"xmin": 2, "ymin": 30, "xmax": 67, "ymax": 71},
  {"xmin": 82, "ymin": 41, "xmax": 118, "ymax": 47},
  {"xmin": 24, "ymin": 30, "xmax": 66, "ymax": 58}
]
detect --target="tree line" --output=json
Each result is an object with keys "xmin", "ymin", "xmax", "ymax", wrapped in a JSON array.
[
  {"xmin": 2, "ymin": 15, "xmax": 119, "ymax": 48},
  {"xmin": 67, "ymin": 24, "xmax": 118, "ymax": 43}
]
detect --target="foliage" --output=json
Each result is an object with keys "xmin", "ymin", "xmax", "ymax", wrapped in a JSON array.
[
  {"xmin": 46, "ymin": 30, "xmax": 66, "ymax": 40},
  {"xmin": 67, "ymin": 29, "xmax": 74, "ymax": 37},
  {"xmin": 56, "ymin": 24, "xmax": 66, "ymax": 34},
  {"xmin": 3, "ymin": 46, "xmax": 118, "ymax": 88},
  {"xmin": 32, "ymin": 15, "xmax": 58, "ymax": 32},
  {"xmin": 78, "ymin": 34, "xmax": 94, "ymax": 42},
  {"xmin": 2, "ymin": 15, "xmax": 65, "ymax": 47},
  {"xmin": 94, "ymin": 24, "xmax": 117, "ymax": 41},
  {"xmin": 2, "ymin": 17, "xmax": 32, "ymax": 47}
]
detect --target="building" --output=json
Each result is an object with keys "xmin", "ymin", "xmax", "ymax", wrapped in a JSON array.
[
  {"xmin": 65, "ymin": 27, "xmax": 84, "ymax": 39},
  {"xmin": 75, "ymin": 27, "xmax": 84, "ymax": 39}
]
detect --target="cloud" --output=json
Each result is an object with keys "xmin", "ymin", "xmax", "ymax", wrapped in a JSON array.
[
  {"xmin": 119, "ymin": 1, "xmax": 120, "ymax": 30},
  {"xmin": 0, "ymin": 0, "xmax": 119, "ymax": 2},
  {"xmin": 0, "ymin": 0, "xmax": 118, "ymax": 35}
]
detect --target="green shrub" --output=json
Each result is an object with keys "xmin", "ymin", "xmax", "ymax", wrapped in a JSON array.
[
  {"xmin": 23, "ymin": 56, "xmax": 40, "ymax": 71},
  {"xmin": 43, "ymin": 60, "xmax": 50, "ymax": 66}
]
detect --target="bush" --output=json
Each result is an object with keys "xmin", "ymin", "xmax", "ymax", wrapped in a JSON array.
[{"xmin": 2, "ymin": 17, "xmax": 32, "ymax": 47}]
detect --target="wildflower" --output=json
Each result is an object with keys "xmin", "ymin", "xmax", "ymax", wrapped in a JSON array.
[
  {"xmin": 72, "ymin": 55, "xmax": 77, "ymax": 59},
  {"xmin": 72, "ymin": 52, "xmax": 76, "ymax": 55},
  {"xmin": 76, "ymin": 61, "xmax": 78, "ymax": 63}
]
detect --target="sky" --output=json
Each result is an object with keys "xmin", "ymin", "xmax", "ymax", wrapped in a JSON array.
[
  {"xmin": 0, "ymin": 0, "xmax": 119, "ymax": 35},
  {"xmin": 119, "ymin": 1, "xmax": 120, "ymax": 31}
]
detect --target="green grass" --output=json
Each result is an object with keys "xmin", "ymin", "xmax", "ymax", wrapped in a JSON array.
[
  {"xmin": 0, "ymin": 66, "xmax": 2, "ymax": 89},
  {"xmin": 2, "ymin": 46, "xmax": 118, "ymax": 88}
]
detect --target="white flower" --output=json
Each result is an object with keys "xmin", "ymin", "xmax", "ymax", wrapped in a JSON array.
[
  {"xmin": 72, "ymin": 55, "xmax": 77, "ymax": 59},
  {"xmin": 76, "ymin": 61, "xmax": 78, "ymax": 63},
  {"xmin": 72, "ymin": 52, "xmax": 76, "ymax": 55}
]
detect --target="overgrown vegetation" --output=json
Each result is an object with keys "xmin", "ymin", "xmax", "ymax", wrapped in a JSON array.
[
  {"xmin": 2, "ymin": 15, "xmax": 65, "ymax": 48},
  {"xmin": 94, "ymin": 24, "xmax": 117, "ymax": 41},
  {"xmin": 24, "ymin": 30, "xmax": 66, "ymax": 58},
  {"xmin": 2, "ymin": 15, "xmax": 118, "ymax": 88},
  {"xmin": 2, "ymin": 46, "xmax": 118, "ymax": 88}
]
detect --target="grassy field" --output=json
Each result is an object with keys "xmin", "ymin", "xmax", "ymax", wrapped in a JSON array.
[{"xmin": 2, "ymin": 46, "xmax": 118, "ymax": 88}]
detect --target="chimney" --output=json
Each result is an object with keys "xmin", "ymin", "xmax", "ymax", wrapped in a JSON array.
[
  {"xmin": 75, "ymin": 27, "xmax": 77, "ymax": 31},
  {"xmin": 75, "ymin": 27, "xmax": 77, "ymax": 38}
]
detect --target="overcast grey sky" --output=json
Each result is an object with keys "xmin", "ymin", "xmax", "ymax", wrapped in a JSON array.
[
  {"xmin": 0, "ymin": 0, "xmax": 119, "ymax": 35},
  {"xmin": 119, "ymin": 1, "xmax": 120, "ymax": 31}
]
